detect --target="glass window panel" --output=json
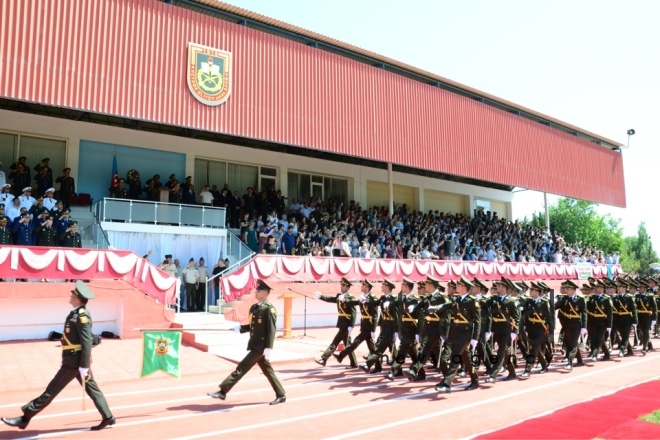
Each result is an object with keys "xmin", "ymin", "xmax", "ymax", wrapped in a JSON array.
[
  {"xmin": 0, "ymin": 133, "xmax": 17, "ymax": 175},
  {"xmin": 260, "ymin": 167, "xmax": 277, "ymax": 176},
  {"xmin": 312, "ymin": 175, "xmax": 323, "ymax": 183},
  {"xmin": 228, "ymin": 163, "xmax": 258, "ymax": 194},
  {"xmin": 208, "ymin": 161, "xmax": 227, "ymax": 190},
  {"xmin": 300, "ymin": 174, "xmax": 310, "ymax": 202},
  {"xmin": 288, "ymin": 172, "xmax": 300, "ymax": 201},
  {"xmin": 19, "ymin": 136, "xmax": 66, "ymax": 185},
  {"xmin": 194, "ymin": 159, "xmax": 208, "ymax": 194}
]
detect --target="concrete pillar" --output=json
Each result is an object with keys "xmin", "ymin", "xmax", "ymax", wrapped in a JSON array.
[{"xmin": 387, "ymin": 162, "xmax": 394, "ymax": 215}]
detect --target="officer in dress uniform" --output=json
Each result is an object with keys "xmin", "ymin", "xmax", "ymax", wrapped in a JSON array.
[
  {"xmin": 435, "ymin": 277, "xmax": 481, "ymax": 393},
  {"xmin": 635, "ymin": 279, "xmax": 657, "ymax": 354},
  {"xmin": 406, "ymin": 276, "xmax": 451, "ymax": 381},
  {"xmin": 0, "ymin": 216, "xmax": 13, "ymax": 244},
  {"xmin": 12, "ymin": 212, "xmax": 34, "ymax": 245},
  {"xmin": 486, "ymin": 278, "xmax": 521, "ymax": 382},
  {"xmin": 387, "ymin": 278, "xmax": 420, "ymax": 379},
  {"xmin": 109, "ymin": 179, "xmax": 129, "ymax": 199},
  {"xmin": 555, "ymin": 280, "xmax": 587, "ymax": 370},
  {"xmin": 472, "ymin": 278, "xmax": 494, "ymax": 374},
  {"xmin": 60, "ymin": 221, "xmax": 82, "ymax": 248},
  {"xmin": 1, "ymin": 281, "xmax": 115, "ymax": 430},
  {"xmin": 612, "ymin": 278, "xmax": 638, "ymax": 357},
  {"xmin": 55, "ymin": 168, "xmax": 76, "ymax": 209},
  {"xmin": 333, "ymin": 280, "xmax": 379, "ymax": 366},
  {"xmin": 42, "ymin": 188, "xmax": 58, "ymax": 211},
  {"xmin": 208, "ymin": 279, "xmax": 286, "ymax": 405},
  {"xmin": 18, "ymin": 187, "xmax": 36, "ymax": 211},
  {"xmin": 519, "ymin": 282, "xmax": 552, "ymax": 376},
  {"xmin": 586, "ymin": 279, "xmax": 613, "ymax": 361},
  {"xmin": 314, "ymin": 277, "xmax": 358, "ymax": 368},
  {"xmin": 0, "ymin": 183, "xmax": 14, "ymax": 204},
  {"xmin": 362, "ymin": 279, "xmax": 399, "ymax": 376},
  {"xmin": 35, "ymin": 215, "xmax": 58, "ymax": 247}
]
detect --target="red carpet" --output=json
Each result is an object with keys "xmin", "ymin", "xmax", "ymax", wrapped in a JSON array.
[{"xmin": 478, "ymin": 380, "xmax": 660, "ymax": 439}]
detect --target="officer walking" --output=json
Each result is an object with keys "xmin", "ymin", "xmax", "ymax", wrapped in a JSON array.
[{"xmin": 314, "ymin": 277, "xmax": 358, "ymax": 368}]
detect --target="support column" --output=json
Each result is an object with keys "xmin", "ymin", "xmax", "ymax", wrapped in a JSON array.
[
  {"xmin": 279, "ymin": 165, "xmax": 288, "ymax": 198},
  {"xmin": 544, "ymin": 192, "xmax": 550, "ymax": 230},
  {"xmin": 387, "ymin": 162, "xmax": 394, "ymax": 215}
]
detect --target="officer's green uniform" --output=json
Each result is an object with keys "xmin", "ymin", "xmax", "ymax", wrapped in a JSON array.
[
  {"xmin": 219, "ymin": 291, "xmax": 285, "ymax": 398},
  {"xmin": 364, "ymin": 281, "xmax": 399, "ymax": 372},
  {"xmin": 555, "ymin": 280, "xmax": 588, "ymax": 367},
  {"xmin": 635, "ymin": 283, "xmax": 657, "ymax": 353},
  {"xmin": 520, "ymin": 285, "xmax": 553, "ymax": 374},
  {"xmin": 317, "ymin": 280, "xmax": 358, "ymax": 367},
  {"xmin": 0, "ymin": 218, "xmax": 12, "ymax": 244},
  {"xmin": 487, "ymin": 281, "xmax": 521, "ymax": 380},
  {"xmin": 389, "ymin": 279, "xmax": 420, "ymax": 376},
  {"xmin": 335, "ymin": 282, "xmax": 378, "ymax": 364},
  {"xmin": 14, "ymin": 282, "xmax": 113, "ymax": 426},
  {"xmin": 612, "ymin": 279, "xmax": 638, "ymax": 356},
  {"xmin": 586, "ymin": 281, "xmax": 613, "ymax": 360}
]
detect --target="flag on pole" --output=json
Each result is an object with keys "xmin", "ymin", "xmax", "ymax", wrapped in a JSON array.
[
  {"xmin": 110, "ymin": 153, "xmax": 119, "ymax": 188},
  {"xmin": 141, "ymin": 331, "xmax": 181, "ymax": 378}
]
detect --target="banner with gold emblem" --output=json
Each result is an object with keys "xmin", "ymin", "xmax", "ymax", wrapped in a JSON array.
[
  {"xmin": 141, "ymin": 331, "xmax": 181, "ymax": 378},
  {"xmin": 187, "ymin": 42, "xmax": 232, "ymax": 106}
]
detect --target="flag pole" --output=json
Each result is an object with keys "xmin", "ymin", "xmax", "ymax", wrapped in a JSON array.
[{"xmin": 134, "ymin": 327, "xmax": 235, "ymax": 332}]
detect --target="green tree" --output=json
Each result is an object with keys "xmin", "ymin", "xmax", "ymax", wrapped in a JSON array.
[
  {"xmin": 621, "ymin": 222, "xmax": 659, "ymax": 275},
  {"xmin": 527, "ymin": 198, "xmax": 623, "ymax": 254}
]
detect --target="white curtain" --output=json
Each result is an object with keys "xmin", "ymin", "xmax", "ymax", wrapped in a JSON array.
[
  {"xmin": 19, "ymin": 135, "xmax": 66, "ymax": 185},
  {"xmin": 107, "ymin": 231, "xmax": 225, "ymax": 267},
  {"xmin": 228, "ymin": 163, "xmax": 258, "ymax": 194}
]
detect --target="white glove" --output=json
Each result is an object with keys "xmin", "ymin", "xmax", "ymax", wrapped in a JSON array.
[
  {"xmin": 485, "ymin": 332, "xmax": 492, "ymax": 340},
  {"xmin": 580, "ymin": 328, "xmax": 588, "ymax": 336},
  {"xmin": 383, "ymin": 301, "xmax": 390, "ymax": 309},
  {"xmin": 359, "ymin": 295, "xmax": 366, "ymax": 303},
  {"xmin": 347, "ymin": 327, "xmax": 353, "ymax": 333},
  {"xmin": 633, "ymin": 324, "xmax": 638, "ymax": 329},
  {"xmin": 233, "ymin": 324, "xmax": 241, "ymax": 332},
  {"xmin": 79, "ymin": 367, "xmax": 89, "ymax": 379},
  {"xmin": 440, "ymin": 337, "xmax": 445, "ymax": 346},
  {"xmin": 407, "ymin": 305, "xmax": 415, "ymax": 313},
  {"xmin": 606, "ymin": 327, "xmax": 611, "ymax": 334},
  {"xmin": 393, "ymin": 332, "xmax": 399, "ymax": 344},
  {"xmin": 338, "ymin": 293, "xmax": 346, "ymax": 302},
  {"xmin": 427, "ymin": 306, "xmax": 437, "ymax": 314},
  {"xmin": 370, "ymin": 332, "xmax": 376, "ymax": 340},
  {"xmin": 314, "ymin": 292, "xmax": 321, "ymax": 298},
  {"xmin": 652, "ymin": 321, "xmax": 657, "ymax": 327},
  {"xmin": 263, "ymin": 348, "xmax": 272, "ymax": 360},
  {"xmin": 415, "ymin": 334, "xmax": 420, "ymax": 343},
  {"xmin": 510, "ymin": 332, "xmax": 518, "ymax": 342},
  {"xmin": 470, "ymin": 339, "xmax": 478, "ymax": 349}
]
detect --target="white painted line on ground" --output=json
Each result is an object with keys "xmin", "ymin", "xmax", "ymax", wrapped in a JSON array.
[
  {"xmin": 321, "ymin": 355, "xmax": 659, "ymax": 440},
  {"xmin": 463, "ymin": 375, "xmax": 660, "ymax": 440}
]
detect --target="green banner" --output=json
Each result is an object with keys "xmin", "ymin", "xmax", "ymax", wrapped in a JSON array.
[{"xmin": 141, "ymin": 331, "xmax": 181, "ymax": 378}]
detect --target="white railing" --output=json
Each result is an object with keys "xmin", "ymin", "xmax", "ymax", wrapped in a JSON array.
[{"xmin": 95, "ymin": 197, "xmax": 226, "ymax": 227}]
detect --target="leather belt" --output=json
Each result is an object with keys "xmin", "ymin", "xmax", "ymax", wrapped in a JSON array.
[{"xmin": 62, "ymin": 344, "xmax": 82, "ymax": 351}]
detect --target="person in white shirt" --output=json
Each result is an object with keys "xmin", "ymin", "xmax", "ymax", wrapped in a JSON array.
[
  {"xmin": 612, "ymin": 252, "xmax": 619, "ymax": 264},
  {"xmin": 5, "ymin": 198, "xmax": 22, "ymax": 222},
  {"xmin": 300, "ymin": 203, "xmax": 311, "ymax": 219},
  {"xmin": 0, "ymin": 163, "xmax": 6, "ymax": 187},
  {"xmin": 181, "ymin": 258, "xmax": 200, "ymax": 312},
  {"xmin": 199, "ymin": 185, "xmax": 214, "ymax": 206},
  {"xmin": 18, "ymin": 187, "xmax": 36, "ymax": 211},
  {"xmin": 42, "ymin": 188, "xmax": 57, "ymax": 210},
  {"xmin": 340, "ymin": 234, "xmax": 351, "ymax": 257},
  {"xmin": 0, "ymin": 184, "xmax": 14, "ymax": 204},
  {"xmin": 288, "ymin": 198, "xmax": 301, "ymax": 217}
]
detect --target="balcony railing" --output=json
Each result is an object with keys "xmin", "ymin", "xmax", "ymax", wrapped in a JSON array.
[{"xmin": 95, "ymin": 198, "xmax": 227, "ymax": 228}]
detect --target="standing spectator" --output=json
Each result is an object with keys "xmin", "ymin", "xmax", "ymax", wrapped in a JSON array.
[
  {"xmin": 9, "ymin": 163, "xmax": 31, "ymax": 197},
  {"xmin": 164, "ymin": 174, "xmax": 177, "ymax": 189},
  {"xmin": 18, "ymin": 187, "xmax": 35, "ymax": 211},
  {"xmin": 43, "ymin": 188, "xmax": 58, "ymax": 210},
  {"xmin": 169, "ymin": 182, "xmax": 183, "ymax": 204},
  {"xmin": 340, "ymin": 234, "xmax": 351, "ymax": 257},
  {"xmin": 60, "ymin": 220, "xmax": 82, "ymax": 248},
  {"xmin": 0, "ymin": 162, "xmax": 5, "ymax": 187},
  {"xmin": 0, "ymin": 184, "xmax": 14, "ymax": 204},
  {"xmin": 265, "ymin": 235, "xmax": 278, "ymax": 254},
  {"xmin": 242, "ymin": 187, "xmax": 256, "ymax": 219},
  {"xmin": 212, "ymin": 258, "xmax": 227, "ymax": 302},
  {"xmin": 34, "ymin": 167, "xmax": 53, "ymax": 198},
  {"xmin": 229, "ymin": 191, "xmax": 242, "ymax": 228},
  {"xmin": 126, "ymin": 170, "xmax": 141, "ymax": 200},
  {"xmin": 288, "ymin": 198, "xmax": 301, "ymax": 220},
  {"xmin": 199, "ymin": 185, "xmax": 214, "ymax": 206},
  {"xmin": 183, "ymin": 184, "xmax": 196, "ymax": 205},
  {"xmin": 13, "ymin": 212, "xmax": 34, "ymax": 245},
  {"xmin": 281, "ymin": 225, "xmax": 296, "ymax": 255},
  {"xmin": 55, "ymin": 168, "xmax": 75, "ymax": 209},
  {"xmin": 612, "ymin": 252, "xmax": 619, "ymax": 264},
  {"xmin": 33, "ymin": 158, "xmax": 52, "ymax": 179},
  {"xmin": 109, "ymin": 179, "xmax": 129, "ymax": 199},
  {"xmin": 151, "ymin": 174, "xmax": 163, "ymax": 191},
  {"xmin": 197, "ymin": 258, "xmax": 209, "ymax": 311},
  {"xmin": 246, "ymin": 221, "xmax": 259, "ymax": 253},
  {"xmin": 181, "ymin": 258, "xmax": 200, "ymax": 312},
  {"xmin": 143, "ymin": 179, "xmax": 157, "ymax": 201},
  {"xmin": 6, "ymin": 198, "xmax": 22, "ymax": 222}
]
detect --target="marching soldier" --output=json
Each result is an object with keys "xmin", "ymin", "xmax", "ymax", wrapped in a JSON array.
[
  {"xmin": 555, "ymin": 280, "xmax": 587, "ymax": 370},
  {"xmin": 387, "ymin": 278, "xmax": 420, "ymax": 379},
  {"xmin": 362, "ymin": 279, "xmax": 398, "ymax": 376},
  {"xmin": 635, "ymin": 279, "xmax": 657, "ymax": 354},
  {"xmin": 333, "ymin": 280, "xmax": 378, "ymax": 367},
  {"xmin": 406, "ymin": 276, "xmax": 450, "ymax": 381},
  {"xmin": 515, "ymin": 281, "xmax": 532, "ymax": 361},
  {"xmin": 586, "ymin": 279, "xmax": 613, "ymax": 361},
  {"xmin": 612, "ymin": 278, "xmax": 638, "ymax": 357},
  {"xmin": 519, "ymin": 282, "xmax": 552, "ymax": 376},
  {"xmin": 435, "ymin": 277, "xmax": 481, "ymax": 393},
  {"xmin": 208, "ymin": 280, "xmax": 286, "ymax": 405},
  {"xmin": 486, "ymin": 278, "xmax": 520, "ymax": 382},
  {"xmin": 2, "ymin": 281, "xmax": 115, "ymax": 430},
  {"xmin": 472, "ymin": 278, "xmax": 493, "ymax": 374},
  {"xmin": 314, "ymin": 277, "xmax": 358, "ymax": 368}
]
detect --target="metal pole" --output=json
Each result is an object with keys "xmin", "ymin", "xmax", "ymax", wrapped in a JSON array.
[
  {"xmin": 544, "ymin": 192, "xmax": 550, "ymax": 230},
  {"xmin": 387, "ymin": 162, "xmax": 394, "ymax": 215}
]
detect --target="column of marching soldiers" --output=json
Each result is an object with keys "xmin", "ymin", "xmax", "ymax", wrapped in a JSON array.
[{"xmin": 313, "ymin": 274, "xmax": 659, "ymax": 393}]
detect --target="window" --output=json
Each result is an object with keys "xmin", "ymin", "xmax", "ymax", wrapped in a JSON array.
[
  {"xmin": 194, "ymin": 159, "xmax": 276, "ymax": 195},
  {"xmin": 288, "ymin": 171, "xmax": 348, "ymax": 205},
  {"xmin": 474, "ymin": 198, "xmax": 491, "ymax": 213},
  {"xmin": 0, "ymin": 131, "xmax": 67, "ymax": 189}
]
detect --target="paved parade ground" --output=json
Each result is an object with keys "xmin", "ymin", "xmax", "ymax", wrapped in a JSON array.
[{"xmin": 1, "ymin": 327, "xmax": 659, "ymax": 439}]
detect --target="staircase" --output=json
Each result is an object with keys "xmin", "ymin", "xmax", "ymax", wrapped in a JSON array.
[{"xmin": 69, "ymin": 205, "xmax": 98, "ymax": 248}]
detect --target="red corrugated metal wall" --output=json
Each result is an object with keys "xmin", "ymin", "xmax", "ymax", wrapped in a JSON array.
[{"xmin": 0, "ymin": 0, "xmax": 626, "ymax": 207}]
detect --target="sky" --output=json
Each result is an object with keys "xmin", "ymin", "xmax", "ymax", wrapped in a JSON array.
[{"xmin": 219, "ymin": 0, "xmax": 659, "ymax": 248}]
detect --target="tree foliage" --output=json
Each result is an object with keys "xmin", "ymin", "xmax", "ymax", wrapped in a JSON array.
[
  {"xmin": 621, "ymin": 222, "xmax": 659, "ymax": 275},
  {"xmin": 527, "ymin": 198, "xmax": 623, "ymax": 254}
]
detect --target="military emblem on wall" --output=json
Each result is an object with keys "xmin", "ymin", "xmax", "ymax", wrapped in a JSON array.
[
  {"xmin": 155, "ymin": 338, "xmax": 169, "ymax": 356},
  {"xmin": 187, "ymin": 42, "xmax": 232, "ymax": 106}
]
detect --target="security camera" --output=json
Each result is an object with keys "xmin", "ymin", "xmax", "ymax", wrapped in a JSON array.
[{"xmin": 627, "ymin": 129, "xmax": 635, "ymax": 136}]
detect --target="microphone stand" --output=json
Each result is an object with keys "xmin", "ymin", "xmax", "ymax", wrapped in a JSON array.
[{"xmin": 288, "ymin": 287, "xmax": 316, "ymax": 339}]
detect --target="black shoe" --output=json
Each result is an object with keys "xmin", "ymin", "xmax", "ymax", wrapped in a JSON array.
[
  {"xmin": 208, "ymin": 390, "xmax": 227, "ymax": 400},
  {"xmin": 359, "ymin": 365, "xmax": 370, "ymax": 373},
  {"xmin": 602, "ymin": 355, "xmax": 611, "ymax": 361},
  {"xmin": 465, "ymin": 381, "xmax": 479, "ymax": 391},
  {"xmin": 315, "ymin": 358, "xmax": 326, "ymax": 367},
  {"xmin": 435, "ymin": 383, "xmax": 451, "ymax": 393},
  {"xmin": 1, "ymin": 416, "xmax": 29, "ymax": 430},
  {"xmin": 369, "ymin": 367, "xmax": 382, "ymax": 374},
  {"xmin": 503, "ymin": 374, "xmax": 517, "ymax": 381},
  {"xmin": 413, "ymin": 374, "xmax": 426, "ymax": 382},
  {"xmin": 545, "ymin": 354, "xmax": 553, "ymax": 364},
  {"xmin": 91, "ymin": 416, "xmax": 116, "ymax": 431},
  {"xmin": 405, "ymin": 370, "xmax": 416, "ymax": 382},
  {"xmin": 625, "ymin": 351, "xmax": 634, "ymax": 357},
  {"xmin": 385, "ymin": 373, "xmax": 395, "ymax": 381},
  {"xmin": 333, "ymin": 353, "xmax": 343, "ymax": 364},
  {"xmin": 270, "ymin": 395, "xmax": 286, "ymax": 405},
  {"xmin": 521, "ymin": 371, "xmax": 530, "ymax": 378},
  {"xmin": 395, "ymin": 370, "xmax": 403, "ymax": 377},
  {"xmin": 486, "ymin": 377, "xmax": 496, "ymax": 384},
  {"xmin": 346, "ymin": 365, "xmax": 359, "ymax": 369},
  {"xmin": 576, "ymin": 361, "xmax": 585, "ymax": 367},
  {"xmin": 539, "ymin": 366, "xmax": 548, "ymax": 374}
]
